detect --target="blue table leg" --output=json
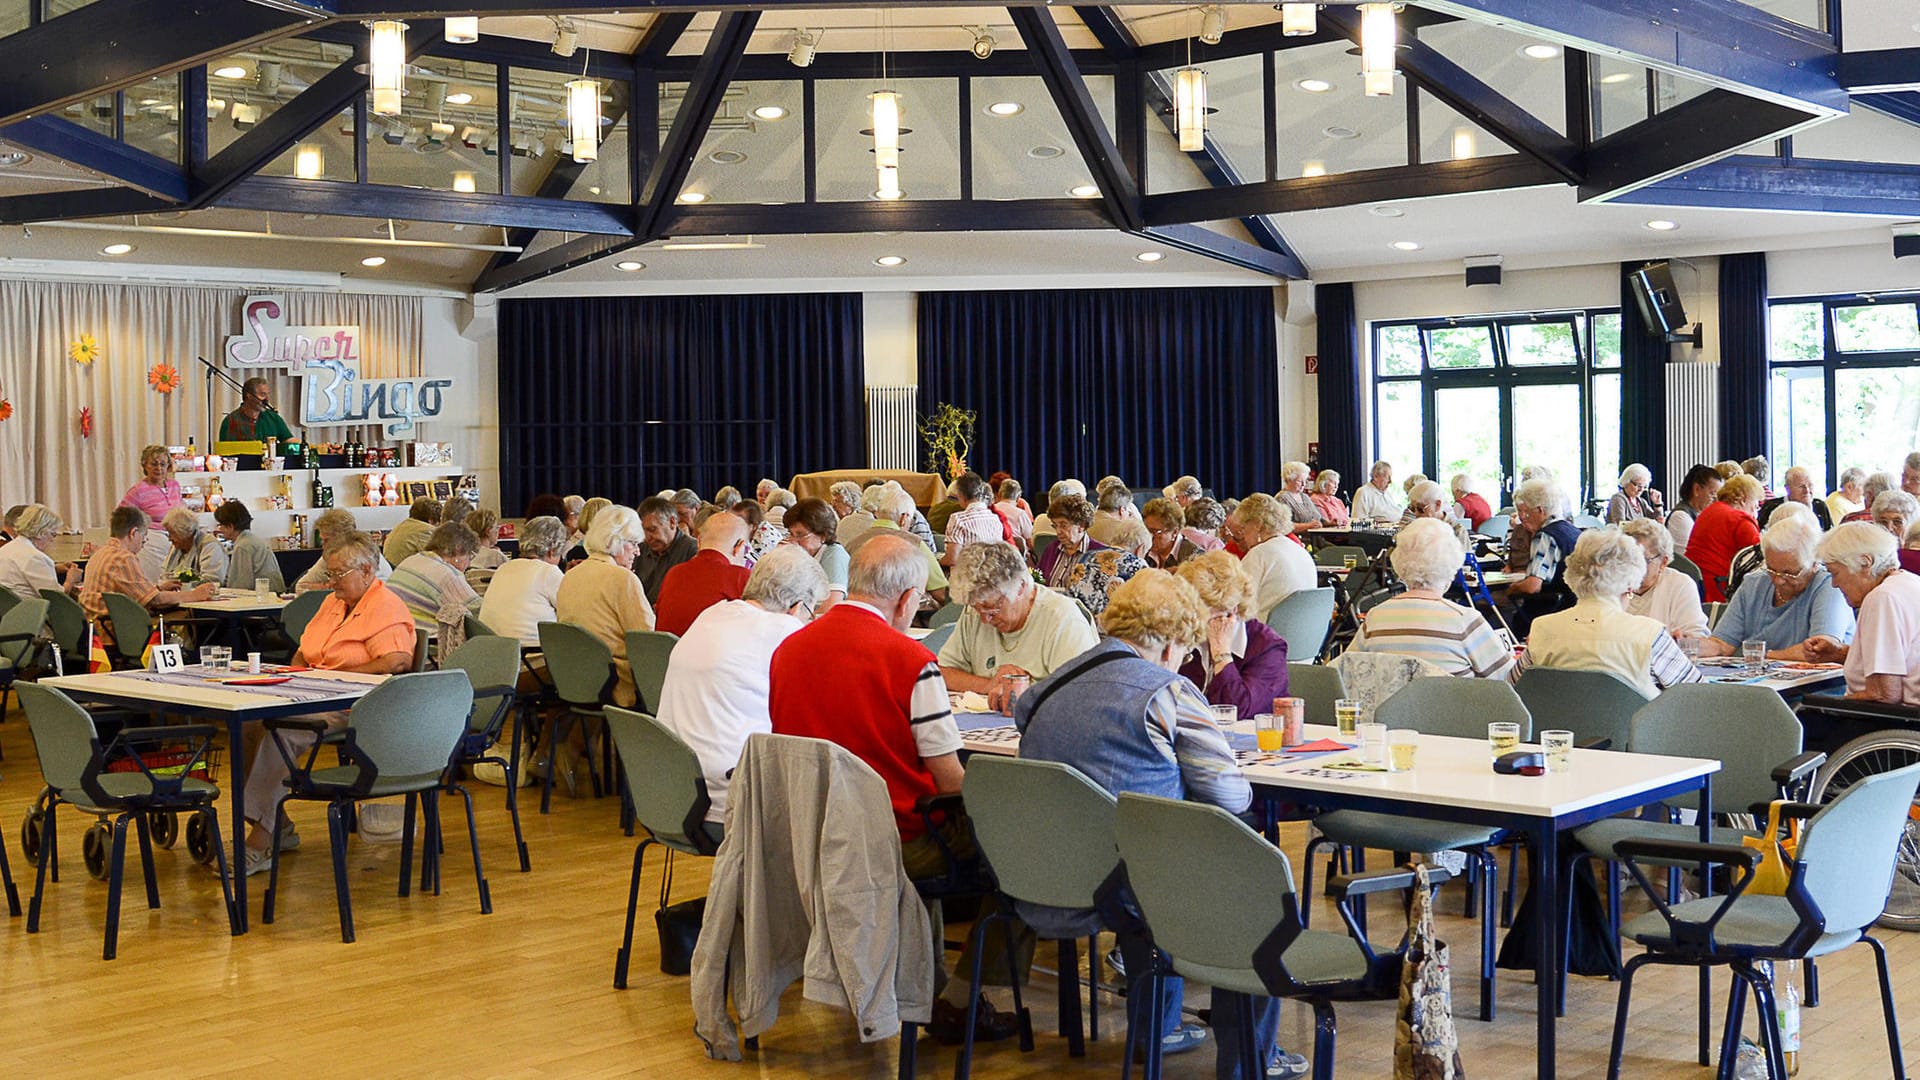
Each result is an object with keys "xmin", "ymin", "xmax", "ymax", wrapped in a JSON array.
[
  {"xmin": 228, "ymin": 713, "xmax": 249, "ymax": 933},
  {"xmin": 1533, "ymin": 820, "xmax": 1560, "ymax": 1079}
]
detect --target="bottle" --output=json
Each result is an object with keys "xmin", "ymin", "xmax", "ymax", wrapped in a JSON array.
[{"xmin": 1775, "ymin": 960, "xmax": 1801, "ymax": 1075}]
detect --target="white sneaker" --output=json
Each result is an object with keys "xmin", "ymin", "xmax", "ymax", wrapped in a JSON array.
[
  {"xmin": 243, "ymin": 846, "xmax": 275, "ymax": 877},
  {"xmin": 356, "ymin": 803, "xmax": 407, "ymax": 843},
  {"xmin": 1267, "ymin": 1048, "xmax": 1310, "ymax": 1078}
]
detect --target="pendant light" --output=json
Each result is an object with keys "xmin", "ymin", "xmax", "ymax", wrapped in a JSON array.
[
  {"xmin": 567, "ymin": 67, "xmax": 600, "ymax": 163},
  {"xmin": 1280, "ymin": 3, "xmax": 1317, "ymax": 36},
  {"xmin": 1174, "ymin": 19, "xmax": 1207, "ymax": 153},
  {"xmin": 445, "ymin": 17, "xmax": 479, "ymax": 44},
  {"xmin": 1359, "ymin": 3, "xmax": 1395, "ymax": 97},
  {"xmin": 368, "ymin": 20, "xmax": 408, "ymax": 116},
  {"xmin": 871, "ymin": 17, "xmax": 904, "ymax": 199},
  {"xmin": 293, "ymin": 144, "xmax": 324, "ymax": 180}
]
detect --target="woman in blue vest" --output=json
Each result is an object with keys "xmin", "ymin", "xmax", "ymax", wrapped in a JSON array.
[
  {"xmin": 1014, "ymin": 570, "xmax": 1310, "ymax": 1078},
  {"xmin": 1506, "ymin": 476, "xmax": 1583, "ymax": 639}
]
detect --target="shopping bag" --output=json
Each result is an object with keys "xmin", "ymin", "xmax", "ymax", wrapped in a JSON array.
[
  {"xmin": 1740, "ymin": 801, "xmax": 1802, "ymax": 897},
  {"xmin": 1395, "ymin": 862, "xmax": 1466, "ymax": 1080}
]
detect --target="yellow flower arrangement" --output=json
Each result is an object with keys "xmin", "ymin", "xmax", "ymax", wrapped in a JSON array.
[{"xmin": 68, "ymin": 333, "xmax": 99, "ymax": 365}]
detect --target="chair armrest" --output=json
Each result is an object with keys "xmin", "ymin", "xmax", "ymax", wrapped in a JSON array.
[
  {"xmin": 1771, "ymin": 752, "xmax": 1826, "ymax": 789},
  {"xmin": 113, "ymin": 723, "xmax": 218, "ymax": 744},
  {"xmin": 1613, "ymin": 838, "xmax": 1761, "ymax": 869},
  {"xmin": 262, "ymin": 717, "xmax": 328, "ymax": 734},
  {"xmin": 1799, "ymin": 694, "xmax": 1920, "ymax": 721},
  {"xmin": 1329, "ymin": 865, "xmax": 1453, "ymax": 900}
]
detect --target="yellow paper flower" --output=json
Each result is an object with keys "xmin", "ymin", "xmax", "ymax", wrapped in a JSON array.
[{"xmin": 69, "ymin": 334, "xmax": 99, "ymax": 365}]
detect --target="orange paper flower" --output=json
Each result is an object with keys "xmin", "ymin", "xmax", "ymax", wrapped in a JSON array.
[
  {"xmin": 79, "ymin": 406, "xmax": 93, "ymax": 437},
  {"xmin": 147, "ymin": 363, "xmax": 181, "ymax": 394},
  {"xmin": 0, "ymin": 398, "xmax": 12, "ymax": 421}
]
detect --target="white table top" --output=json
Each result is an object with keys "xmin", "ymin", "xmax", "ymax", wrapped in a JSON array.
[
  {"xmin": 182, "ymin": 591, "xmax": 292, "ymax": 614},
  {"xmin": 961, "ymin": 721, "xmax": 1718, "ymax": 822},
  {"xmin": 44, "ymin": 667, "xmax": 384, "ymax": 715}
]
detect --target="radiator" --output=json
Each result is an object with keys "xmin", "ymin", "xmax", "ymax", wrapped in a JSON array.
[
  {"xmin": 866, "ymin": 385, "xmax": 920, "ymax": 470},
  {"xmin": 1665, "ymin": 359, "xmax": 1719, "ymax": 485}
]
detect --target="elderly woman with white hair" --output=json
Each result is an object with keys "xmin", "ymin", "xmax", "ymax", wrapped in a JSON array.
[
  {"xmin": 1503, "ymin": 464, "xmax": 1560, "ymax": 572},
  {"xmin": 1825, "ymin": 467, "xmax": 1867, "ymax": 522},
  {"xmin": 1349, "ymin": 518, "xmax": 1516, "ymax": 680},
  {"xmin": 938, "ymin": 541, "xmax": 1099, "ymax": 711},
  {"xmin": 1518, "ymin": 528, "xmax": 1704, "ymax": 697},
  {"xmin": 1095, "ymin": 476, "xmax": 1142, "ymax": 522},
  {"xmin": 1699, "ymin": 512, "xmax": 1853, "ymax": 662},
  {"xmin": 160, "ymin": 505, "xmax": 229, "ymax": 585},
  {"xmin": 1451, "ymin": 473, "xmax": 1492, "ymax": 532},
  {"xmin": 1606, "ymin": 464, "xmax": 1662, "ymax": 523},
  {"xmin": 754, "ymin": 478, "xmax": 779, "ymax": 506},
  {"xmin": 1350, "ymin": 459, "xmax": 1400, "ymax": 524},
  {"xmin": 1872, "ymin": 489, "xmax": 1919, "ymax": 546},
  {"xmin": 1802, "ymin": 522, "xmax": 1920, "ymax": 704},
  {"xmin": 1227, "ymin": 493, "xmax": 1318, "ymax": 619},
  {"xmin": 1759, "ymin": 464, "xmax": 1834, "ymax": 531},
  {"xmin": 1182, "ymin": 497, "xmax": 1229, "ymax": 552},
  {"xmin": 555, "ymin": 504, "xmax": 657, "ymax": 709},
  {"xmin": 1032, "ymin": 478, "xmax": 1087, "ymax": 539},
  {"xmin": 836, "ymin": 482, "xmax": 883, "ymax": 548},
  {"xmin": 656, "ymin": 545, "xmax": 828, "ymax": 835},
  {"xmin": 1276, "ymin": 461, "xmax": 1324, "ymax": 535},
  {"xmin": 1620, "ymin": 518, "xmax": 1709, "ymax": 638},
  {"xmin": 1401, "ymin": 479, "xmax": 1469, "ymax": 546},
  {"xmin": 1161, "ymin": 474, "xmax": 1204, "ymax": 508},
  {"xmin": 827, "ymin": 480, "xmax": 864, "ymax": 520},
  {"xmin": 478, "ymin": 515, "xmax": 569, "ymax": 648},
  {"xmin": 1506, "ymin": 476, "xmax": 1584, "ymax": 636},
  {"xmin": 0, "ymin": 503, "xmax": 82, "ymax": 601},
  {"xmin": 1310, "ymin": 470, "xmax": 1349, "ymax": 527},
  {"xmin": 1175, "ymin": 550, "xmax": 1293, "ymax": 711},
  {"xmin": 1063, "ymin": 517, "xmax": 1150, "ymax": 616},
  {"xmin": 993, "ymin": 478, "xmax": 1034, "ymax": 551}
]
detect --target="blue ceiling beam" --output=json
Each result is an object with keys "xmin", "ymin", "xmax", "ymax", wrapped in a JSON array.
[
  {"xmin": 1141, "ymin": 154, "xmax": 1566, "ymax": 224},
  {"xmin": 657, "ymin": 198, "xmax": 1115, "ymax": 235},
  {"xmin": 0, "ymin": 187, "xmax": 176, "ymax": 226},
  {"xmin": 1608, "ymin": 154, "xmax": 1920, "ymax": 216},
  {"xmin": 1577, "ymin": 88, "xmax": 1826, "ymax": 201},
  {"xmin": 1140, "ymin": 224, "xmax": 1304, "ymax": 280},
  {"xmin": 0, "ymin": 116, "xmax": 190, "ymax": 201},
  {"xmin": 0, "ymin": 0, "xmax": 324, "ymax": 127},
  {"xmin": 1416, "ymin": 0, "xmax": 1846, "ymax": 116},
  {"xmin": 1837, "ymin": 49, "xmax": 1920, "ymax": 93},
  {"xmin": 218, "ymin": 175, "xmax": 635, "ymax": 234},
  {"xmin": 1856, "ymin": 93, "xmax": 1920, "ymax": 129},
  {"xmin": 1008, "ymin": 7, "xmax": 1141, "ymax": 233}
]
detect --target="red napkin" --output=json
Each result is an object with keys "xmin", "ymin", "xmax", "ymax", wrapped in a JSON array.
[{"xmin": 1284, "ymin": 738, "xmax": 1352, "ymax": 753}]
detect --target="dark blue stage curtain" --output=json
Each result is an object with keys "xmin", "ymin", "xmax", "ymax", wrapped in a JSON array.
[
  {"xmin": 1717, "ymin": 252, "xmax": 1771, "ymax": 460},
  {"xmin": 497, "ymin": 293, "xmax": 863, "ymax": 512},
  {"xmin": 1620, "ymin": 262, "xmax": 1669, "ymax": 480},
  {"xmin": 916, "ymin": 286, "xmax": 1280, "ymax": 499},
  {"xmin": 1314, "ymin": 282, "xmax": 1364, "ymax": 489}
]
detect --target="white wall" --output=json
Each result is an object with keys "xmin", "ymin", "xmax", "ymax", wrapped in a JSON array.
[{"xmin": 424, "ymin": 295, "xmax": 500, "ymax": 513}]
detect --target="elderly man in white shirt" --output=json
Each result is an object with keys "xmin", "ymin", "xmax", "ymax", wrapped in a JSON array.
[
  {"xmin": 654, "ymin": 546, "xmax": 829, "ymax": 833},
  {"xmin": 1227, "ymin": 493, "xmax": 1318, "ymax": 618},
  {"xmin": 1620, "ymin": 518, "xmax": 1709, "ymax": 638},
  {"xmin": 1350, "ymin": 459, "xmax": 1402, "ymax": 524}
]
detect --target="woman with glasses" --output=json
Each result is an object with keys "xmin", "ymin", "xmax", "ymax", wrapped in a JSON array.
[
  {"xmin": 1276, "ymin": 461, "xmax": 1324, "ymax": 536},
  {"xmin": 1141, "ymin": 497, "xmax": 1201, "ymax": 569},
  {"xmin": 778, "ymin": 496, "xmax": 848, "ymax": 611},
  {"xmin": 1620, "ymin": 518, "xmax": 1709, "ymax": 639},
  {"xmin": 1698, "ymin": 512, "xmax": 1854, "ymax": 662}
]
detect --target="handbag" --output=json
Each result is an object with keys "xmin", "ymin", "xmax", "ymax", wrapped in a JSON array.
[
  {"xmin": 1395, "ymin": 863, "xmax": 1466, "ymax": 1080},
  {"xmin": 656, "ymin": 896, "xmax": 708, "ymax": 977},
  {"xmin": 1740, "ymin": 801, "xmax": 1803, "ymax": 897}
]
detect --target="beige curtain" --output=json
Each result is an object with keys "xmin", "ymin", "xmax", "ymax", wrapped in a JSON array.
[{"xmin": 0, "ymin": 281, "xmax": 422, "ymax": 529}]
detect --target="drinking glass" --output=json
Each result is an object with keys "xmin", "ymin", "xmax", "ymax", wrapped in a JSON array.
[
  {"xmin": 1000, "ymin": 673, "xmax": 1031, "ymax": 714},
  {"xmin": 1342, "ymin": 554, "xmax": 1359, "ymax": 571},
  {"xmin": 1678, "ymin": 635, "xmax": 1703, "ymax": 661},
  {"xmin": 1254, "ymin": 713, "xmax": 1283, "ymax": 752},
  {"xmin": 1542, "ymin": 730, "xmax": 1574, "ymax": 773},
  {"xmin": 1357, "ymin": 722, "xmax": 1387, "ymax": 766},
  {"xmin": 1211, "ymin": 703, "xmax": 1239, "ymax": 729},
  {"xmin": 1334, "ymin": 699, "xmax": 1362, "ymax": 737},
  {"xmin": 1388, "ymin": 730, "xmax": 1418, "ymax": 772},
  {"xmin": 201, "ymin": 646, "xmax": 230, "ymax": 673},
  {"xmin": 256, "ymin": 577, "xmax": 273, "ymax": 598},
  {"xmin": 1488, "ymin": 721, "xmax": 1521, "ymax": 760},
  {"xmin": 1742, "ymin": 639, "xmax": 1767, "ymax": 669}
]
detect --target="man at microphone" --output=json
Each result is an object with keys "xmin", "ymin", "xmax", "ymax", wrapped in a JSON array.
[{"xmin": 219, "ymin": 376, "xmax": 294, "ymax": 443}]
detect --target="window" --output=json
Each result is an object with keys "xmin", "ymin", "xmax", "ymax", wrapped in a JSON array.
[
  {"xmin": 1371, "ymin": 310, "xmax": 1619, "ymax": 508},
  {"xmin": 1766, "ymin": 294, "xmax": 1920, "ymax": 491}
]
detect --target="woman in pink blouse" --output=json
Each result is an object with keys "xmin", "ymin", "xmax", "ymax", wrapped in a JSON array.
[
  {"xmin": 1310, "ymin": 470, "xmax": 1350, "ymax": 527},
  {"xmin": 120, "ymin": 444, "xmax": 184, "ymax": 521}
]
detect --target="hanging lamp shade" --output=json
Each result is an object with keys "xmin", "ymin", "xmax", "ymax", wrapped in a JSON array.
[
  {"xmin": 1174, "ymin": 66, "xmax": 1207, "ymax": 152},
  {"xmin": 445, "ymin": 17, "xmax": 479, "ymax": 44},
  {"xmin": 567, "ymin": 78, "xmax": 600, "ymax": 163},
  {"xmin": 369, "ymin": 20, "xmax": 408, "ymax": 116}
]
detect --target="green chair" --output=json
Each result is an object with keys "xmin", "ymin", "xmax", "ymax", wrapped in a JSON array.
[
  {"xmin": 929, "ymin": 602, "xmax": 963, "ymax": 628},
  {"xmin": 1514, "ymin": 666, "xmax": 1649, "ymax": 752},
  {"xmin": 0, "ymin": 597, "xmax": 50, "ymax": 732},
  {"xmin": 607, "ymin": 707, "xmax": 722, "ymax": 990},
  {"xmin": 920, "ymin": 622, "xmax": 956, "ymax": 657},
  {"xmin": 1302, "ymin": 676, "xmax": 1533, "ymax": 1021},
  {"xmin": 1030, "ymin": 534, "xmax": 1056, "ymax": 569},
  {"xmin": 1670, "ymin": 554, "xmax": 1705, "ymax": 596},
  {"xmin": 1705, "ymin": 601, "xmax": 1728, "ymax": 630},
  {"xmin": 961, "ymin": 757, "xmax": 1122, "ymax": 1075},
  {"xmin": 278, "ymin": 588, "xmax": 328, "ymax": 650},
  {"xmin": 261, "ymin": 669, "xmax": 481, "ymax": 944},
  {"xmin": 534, "ymin": 621, "xmax": 614, "ymax": 814},
  {"xmin": 39, "ymin": 588, "xmax": 88, "ymax": 664},
  {"xmin": 1312, "ymin": 544, "xmax": 1368, "ymax": 568},
  {"xmin": 101, "ymin": 592, "xmax": 153, "ymax": 669},
  {"xmin": 439, "ymin": 635, "xmax": 530, "ymax": 873},
  {"xmin": 1285, "ymin": 662, "xmax": 1344, "ymax": 728},
  {"xmin": 623, "ymin": 629, "xmax": 677, "ymax": 714},
  {"xmin": 1115, "ymin": 792, "xmax": 1441, "ymax": 1080},
  {"xmin": 463, "ymin": 613, "xmax": 496, "ymax": 640},
  {"xmin": 1264, "ymin": 587, "xmax": 1335, "ymax": 662},
  {"xmin": 18, "ymin": 682, "xmax": 232, "ymax": 958},
  {"xmin": 1475, "ymin": 515, "xmax": 1511, "ymax": 541},
  {"xmin": 1606, "ymin": 762, "xmax": 1920, "ymax": 1080}
]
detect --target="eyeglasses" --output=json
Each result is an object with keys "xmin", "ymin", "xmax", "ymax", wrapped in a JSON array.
[
  {"xmin": 1762, "ymin": 565, "xmax": 1812, "ymax": 580},
  {"xmin": 322, "ymin": 566, "xmax": 366, "ymax": 582}
]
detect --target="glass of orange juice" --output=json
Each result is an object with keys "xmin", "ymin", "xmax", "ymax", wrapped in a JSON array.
[{"xmin": 1254, "ymin": 712, "xmax": 1283, "ymax": 751}]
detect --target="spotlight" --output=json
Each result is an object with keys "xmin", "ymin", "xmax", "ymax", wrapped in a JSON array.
[
  {"xmin": 230, "ymin": 101, "xmax": 261, "ymax": 129},
  {"xmin": 787, "ymin": 30, "xmax": 817, "ymax": 68},
  {"xmin": 1280, "ymin": 2, "xmax": 1317, "ymax": 37},
  {"xmin": 445, "ymin": 16, "xmax": 479, "ymax": 44},
  {"xmin": 551, "ymin": 17, "xmax": 579, "ymax": 58},
  {"xmin": 257, "ymin": 61, "xmax": 282, "ymax": 95},
  {"xmin": 1199, "ymin": 6, "xmax": 1227, "ymax": 45},
  {"xmin": 969, "ymin": 28, "xmax": 995, "ymax": 60}
]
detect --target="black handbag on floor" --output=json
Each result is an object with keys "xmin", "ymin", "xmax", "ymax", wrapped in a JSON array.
[
  {"xmin": 656, "ymin": 896, "xmax": 707, "ymax": 976},
  {"xmin": 1495, "ymin": 859, "xmax": 1619, "ymax": 977}
]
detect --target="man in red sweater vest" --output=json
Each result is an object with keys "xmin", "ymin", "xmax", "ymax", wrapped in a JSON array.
[
  {"xmin": 654, "ymin": 512, "xmax": 752, "ymax": 636},
  {"xmin": 768, "ymin": 531, "xmax": 1026, "ymax": 1044}
]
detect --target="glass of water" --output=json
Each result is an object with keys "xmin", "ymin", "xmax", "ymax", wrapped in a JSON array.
[
  {"xmin": 256, "ymin": 577, "xmax": 273, "ymax": 598},
  {"xmin": 1542, "ymin": 730, "xmax": 1574, "ymax": 773},
  {"xmin": 201, "ymin": 645, "xmax": 230, "ymax": 673},
  {"xmin": 1488, "ymin": 721, "xmax": 1521, "ymax": 760},
  {"xmin": 1357, "ymin": 722, "xmax": 1388, "ymax": 766},
  {"xmin": 1742, "ymin": 639, "xmax": 1768, "ymax": 670},
  {"xmin": 1334, "ymin": 698, "xmax": 1363, "ymax": 737},
  {"xmin": 1210, "ymin": 703, "xmax": 1239, "ymax": 729}
]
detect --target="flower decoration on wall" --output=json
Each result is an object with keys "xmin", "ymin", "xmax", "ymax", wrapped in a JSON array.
[
  {"xmin": 79, "ymin": 406, "xmax": 94, "ymax": 438},
  {"xmin": 918, "ymin": 402, "xmax": 976, "ymax": 481},
  {"xmin": 147, "ymin": 363, "xmax": 181, "ymax": 394},
  {"xmin": 69, "ymin": 333, "xmax": 100, "ymax": 365},
  {"xmin": 0, "ymin": 397, "xmax": 12, "ymax": 422}
]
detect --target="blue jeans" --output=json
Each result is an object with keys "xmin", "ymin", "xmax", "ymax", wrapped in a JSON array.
[{"xmin": 1116, "ymin": 928, "xmax": 1281, "ymax": 1080}]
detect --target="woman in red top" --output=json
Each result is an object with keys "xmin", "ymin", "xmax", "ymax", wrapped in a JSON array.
[
  {"xmin": 1687, "ymin": 474, "xmax": 1765, "ymax": 602},
  {"xmin": 1450, "ymin": 474, "xmax": 1494, "ymax": 532}
]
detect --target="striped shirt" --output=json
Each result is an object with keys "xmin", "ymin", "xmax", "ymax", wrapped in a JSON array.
[
  {"xmin": 1349, "ymin": 595, "xmax": 1517, "ymax": 681},
  {"xmin": 1145, "ymin": 676, "xmax": 1253, "ymax": 815}
]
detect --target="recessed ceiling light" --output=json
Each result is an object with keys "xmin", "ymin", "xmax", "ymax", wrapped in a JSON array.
[
  {"xmin": 1069, "ymin": 183, "xmax": 1100, "ymax": 198},
  {"xmin": 1136, "ymin": 251, "xmax": 1164, "ymax": 263},
  {"xmin": 212, "ymin": 65, "xmax": 247, "ymax": 80},
  {"xmin": 1295, "ymin": 78, "xmax": 1333, "ymax": 94},
  {"xmin": 986, "ymin": 101, "xmax": 1023, "ymax": 117},
  {"xmin": 752, "ymin": 104, "xmax": 788, "ymax": 121},
  {"xmin": 100, "ymin": 243, "xmax": 134, "ymax": 256},
  {"xmin": 874, "ymin": 255, "xmax": 906, "ymax": 267},
  {"xmin": 1028, "ymin": 144, "xmax": 1064, "ymax": 159},
  {"xmin": 1391, "ymin": 240, "xmax": 1422, "ymax": 252},
  {"xmin": 1323, "ymin": 125, "xmax": 1359, "ymax": 140},
  {"xmin": 1644, "ymin": 219, "xmax": 1679, "ymax": 231},
  {"xmin": 872, "ymin": 187, "xmax": 904, "ymax": 201},
  {"xmin": 1370, "ymin": 205, "xmax": 1404, "ymax": 218},
  {"xmin": 615, "ymin": 260, "xmax": 646, "ymax": 272},
  {"xmin": 445, "ymin": 91, "xmax": 474, "ymax": 105},
  {"xmin": 0, "ymin": 150, "xmax": 31, "ymax": 169},
  {"xmin": 708, "ymin": 149, "xmax": 746, "ymax": 165},
  {"xmin": 1521, "ymin": 44, "xmax": 1561, "ymax": 60},
  {"xmin": 1600, "ymin": 72, "xmax": 1635, "ymax": 85},
  {"xmin": 677, "ymin": 191, "xmax": 708, "ymax": 204},
  {"xmin": 360, "ymin": 255, "xmax": 386, "ymax": 267}
]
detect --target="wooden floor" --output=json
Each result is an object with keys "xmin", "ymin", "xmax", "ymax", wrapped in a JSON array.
[{"xmin": 0, "ymin": 714, "xmax": 1913, "ymax": 1080}]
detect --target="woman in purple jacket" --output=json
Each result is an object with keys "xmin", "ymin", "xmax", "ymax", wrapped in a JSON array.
[{"xmin": 1175, "ymin": 550, "xmax": 1289, "ymax": 713}]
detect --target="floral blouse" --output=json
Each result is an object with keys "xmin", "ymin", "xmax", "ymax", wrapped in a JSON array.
[{"xmin": 1061, "ymin": 548, "xmax": 1149, "ymax": 616}]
